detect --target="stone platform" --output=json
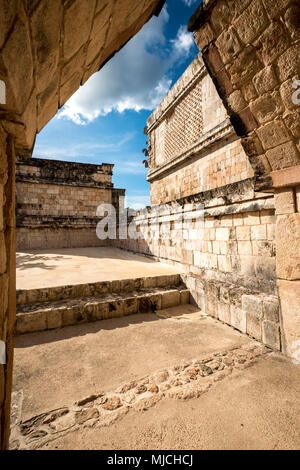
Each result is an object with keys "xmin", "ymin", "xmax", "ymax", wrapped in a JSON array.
[
  {"xmin": 16, "ymin": 247, "xmax": 182, "ymax": 290},
  {"xmin": 16, "ymin": 247, "xmax": 187, "ymax": 335}
]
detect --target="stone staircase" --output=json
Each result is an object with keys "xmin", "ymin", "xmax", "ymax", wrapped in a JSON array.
[{"xmin": 15, "ymin": 274, "xmax": 190, "ymax": 335}]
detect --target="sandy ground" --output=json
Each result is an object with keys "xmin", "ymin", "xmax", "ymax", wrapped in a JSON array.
[
  {"xmin": 16, "ymin": 247, "xmax": 182, "ymax": 289},
  {"xmin": 13, "ymin": 311, "xmax": 249, "ymax": 420},
  {"xmin": 40, "ymin": 354, "xmax": 300, "ymax": 450},
  {"xmin": 12, "ymin": 308, "xmax": 300, "ymax": 450}
]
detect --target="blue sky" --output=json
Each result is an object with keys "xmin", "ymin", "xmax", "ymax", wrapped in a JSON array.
[{"xmin": 33, "ymin": 0, "xmax": 200, "ymax": 208}]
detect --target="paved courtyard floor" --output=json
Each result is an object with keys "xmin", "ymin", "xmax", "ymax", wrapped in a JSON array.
[
  {"xmin": 11, "ymin": 307, "xmax": 300, "ymax": 450},
  {"xmin": 16, "ymin": 247, "xmax": 182, "ymax": 289}
]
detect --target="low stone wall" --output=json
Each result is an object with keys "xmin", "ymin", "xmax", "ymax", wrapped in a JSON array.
[
  {"xmin": 113, "ymin": 179, "xmax": 280, "ymax": 350},
  {"xmin": 16, "ymin": 157, "xmax": 125, "ymax": 250}
]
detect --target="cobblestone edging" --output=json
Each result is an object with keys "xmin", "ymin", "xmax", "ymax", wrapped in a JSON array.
[{"xmin": 10, "ymin": 342, "xmax": 269, "ymax": 450}]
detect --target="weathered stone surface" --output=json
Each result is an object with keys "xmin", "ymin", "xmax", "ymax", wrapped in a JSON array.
[
  {"xmin": 276, "ymin": 45, "xmax": 300, "ymax": 83},
  {"xmin": 234, "ymin": 0, "xmax": 268, "ymax": 44},
  {"xmin": 250, "ymin": 92, "xmax": 283, "ymax": 125},
  {"xmin": 276, "ymin": 214, "xmax": 300, "ymax": 280},
  {"xmin": 263, "ymin": 298, "xmax": 279, "ymax": 323},
  {"xmin": 215, "ymin": 27, "xmax": 241, "ymax": 65},
  {"xmin": 252, "ymin": 66, "xmax": 278, "ymax": 95},
  {"xmin": 30, "ymin": 0, "xmax": 62, "ymax": 94},
  {"xmin": 266, "ymin": 142, "xmax": 300, "ymax": 171},
  {"xmin": 230, "ymin": 305, "xmax": 246, "ymax": 333},
  {"xmin": 102, "ymin": 396, "xmax": 122, "ymax": 411},
  {"xmin": 274, "ymin": 188, "xmax": 295, "ymax": 215},
  {"xmin": 278, "ymin": 280, "xmax": 300, "ymax": 359},
  {"xmin": 262, "ymin": 320, "xmax": 280, "ymax": 350},
  {"xmin": 256, "ymin": 21, "xmax": 290, "ymax": 66},
  {"xmin": 257, "ymin": 121, "xmax": 290, "ymax": 151},
  {"xmin": 75, "ymin": 408, "xmax": 99, "ymax": 425},
  {"xmin": 1, "ymin": 17, "xmax": 34, "ymax": 114},
  {"xmin": 0, "ymin": 232, "xmax": 6, "ymax": 275}
]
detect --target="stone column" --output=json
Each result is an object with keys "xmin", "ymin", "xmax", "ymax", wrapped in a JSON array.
[
  {"xmin": 0, "ymin": 129, "xmax": 16, "ymax": 449},
  {"xmin": 272, "ymin": 165, "xmax": 300, "ymax": 362}
]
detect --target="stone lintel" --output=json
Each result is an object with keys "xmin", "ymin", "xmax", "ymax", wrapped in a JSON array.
[{"xmin": 271, "ymin": 165, "xmax": 300, "ymax": 189}]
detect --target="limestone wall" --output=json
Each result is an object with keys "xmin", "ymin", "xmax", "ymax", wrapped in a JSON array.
[
  {"xmin": 114, "ymin": 50, "xmax": 280, "ymax": 350},
  {"xmin": 146, "ymin": 55, "xmax": 254, "ymax": 205},
  {"xmin": 16, "ymin": 157, "xmax": 125, "ymax": 250},
  {"xmin": 113, "ymin": 180, "xmax": 280, "ymax": 350},
  {"xmin": 188, "ymin": 0, "xmax": 300, "ymax": 366},
  {"xmin": 0, "ymin": 126, "xmax": 15, "ymax": 449}
]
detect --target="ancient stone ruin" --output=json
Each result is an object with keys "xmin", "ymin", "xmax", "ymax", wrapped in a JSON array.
[
  {"xmin": 16, "ymin": 157, "xmax": 125, "ymax": 250},
  {"xmin": 0, "ymin": 0, "xmax": 299, "ymax": 450}
]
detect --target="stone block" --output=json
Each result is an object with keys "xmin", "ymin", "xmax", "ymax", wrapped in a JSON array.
[
  {"xmin": 262, "ymin": 0, "xmax": 294, "ymax": 18},
  {"xmin": 108, "ymin": 300, "xmax": 124, "ymax": 317},
  {"xmin": 216, "ymin": 228, "xmax": 229, "ymax": 241},
  {"xmin": 1, "ymin": 17, "xmax": 34, "ymax": 114},
  {"xmin": 262, "ymin": 320, "xmax": 280, "ymax": 350},
  {"xmin": 216, "ymin": 27, "xmax": 242, "ymax": 65},
  {"xmin": 194, "ymin": 22, "xmax": 214, "ymax": 51},
  {"xmin": 266, "ymin": 142, "xmax": 300, "ymax": 171},
  {"xmin": 242, "ymin": 294, "xmax": 263, "ymax": 316},
  {"xmin": 250, "ymin": 92, "xmax": 283, "ymax": 124},
  {"xmin": 93, "ymin": 301, "xmax": 109, "ymax": 321},
  {"xmin": 250, "ymin": 224, "xmax": 267, "ymax": 240},
  {"xmin": 284, "ymin": 111, "xmax": 300, "ymax": 139},
  {"xmin": 234, "ymin": 0, "xmax": 268, "ymax": 44},
  {"xmin": 278, "ymin": 279, "xmax": 300, "ymax": 359},
  {"xmin": 47, "ymin": 309, "xmax": 62, "ymax": 330},
  {"xmin": 63, "ymin": 0, "xmax": 96, "ymax": 61},
  {"xmin": 16, "ymin": 312, "xmax": 47, "ymax": 335},
  {"xmin": 230, "ymin": 305, "xmax": 247, "ymax": 333},
  {"xmin": 161, "ymin": 290, "xmax": 180, "ymax": 309},
  {"xmin": 276, "ymin": 45, "xmax": 300, "ymax": 82},
  {"xmin": 252, "ymin": 240, "xmax": 274, "ymax": 257},
  {"xmin": 227, "ymin": 90, "xmax": 246, "ymax": 113},
  {"xmin": 180, "ymin": 290, "xmax": 190, "ymax": 304},
  {"xmin": 209, "ymin": 0, "xmax": 232, "ymax": 35},
  {"xmin": 257, "ymin": 120, "xmax": 290, "ymax": 151},
  {"xmin": 252, "ymin": 66, "xmax": 278, "ymax": 95},
  {"xmin": 124, "ymin": 297, "xmax": 138, "ymax": 315},
  {"xmin": 246, "ymin": 311, "xmax": 262, "ymax": 340},
  {"xmin": 274, "ymin": 188, "xmax": 295, "ymax": 215},
  {"xmin": 30, "ymin": 0, "xmax": 62, "ymax": 94},
  {"xmin": 238, "ymin": 241, "xmax": 252, "ymax": 255},
  {"xmin": 218, "ymin": 303, "xmax": 230, "ymax": 324},
  {"xmin": 236, "ymin": 226, "xmax": 250, "ymax": 240},
  {"xmin": 143, "ymin": 277, "xmax": 157, "ymax": 289},
  {"xmin": 263, "ymin": 298, "xmax": 280, "ymax": 323},
  {"xmin": 256, "ymin": 21, "xmax": 291, "ymax": 66},
  {"xmin": 227, "ymin": 46, "xmax": 262, "ymax": 87},
  {"xmin": 276, "ymin": 213, "xmax": 300, "ymax": 280}
]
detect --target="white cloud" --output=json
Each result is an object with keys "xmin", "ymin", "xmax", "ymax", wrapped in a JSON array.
[
  {"xmin": 171, "ymin": 25, "xmax": 195, "ymax": 55},
  {"xmin": 181, "ymin": 0, "xmax": 198, "ymax": 7},
  {"xmin": 58, "ymin": 7, "xmax": 196, "ymax": 125}
]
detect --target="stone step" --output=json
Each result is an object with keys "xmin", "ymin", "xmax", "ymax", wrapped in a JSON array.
[
  {"xmin": 15, "ymin": 285, "xmax": 190, "ymax": 335},
  {"xmin": 16, "ymin": 274, "xmax": 182, "ymax": 306}
]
